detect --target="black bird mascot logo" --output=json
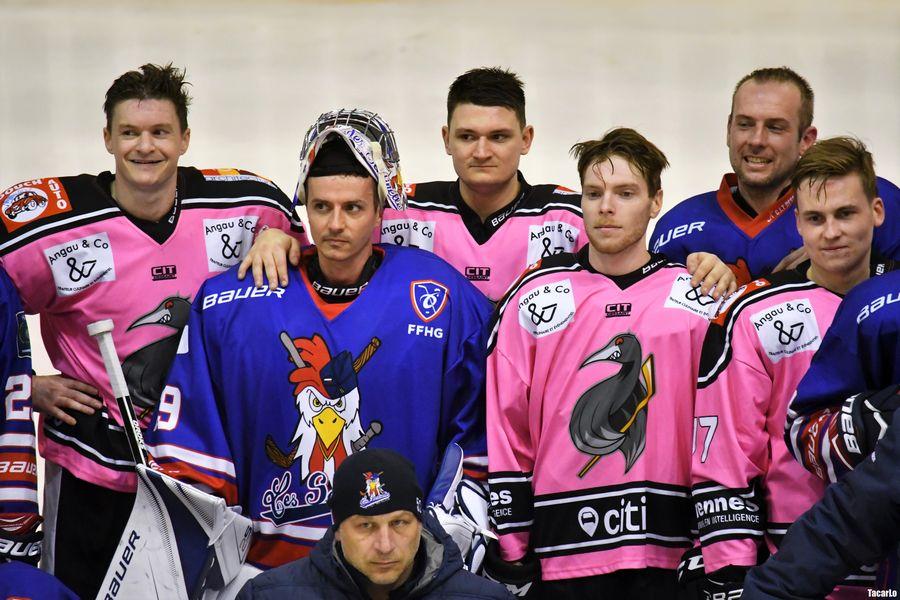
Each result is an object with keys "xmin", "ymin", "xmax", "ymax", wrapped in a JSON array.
[{"xmin": 569, "ymin": 333, "xmax": 655, "ymax": 477}]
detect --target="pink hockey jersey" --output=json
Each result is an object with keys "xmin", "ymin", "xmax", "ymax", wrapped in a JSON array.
[
  {"xmin": 487, "ymin": 248, "xmax": 722, "ymax": 581},
  {"xmin": 693, "ymin": 265, "xmax": 887, "ymax": 594},
  {"xmin": 0, "ymin": 167, "xmax": 307, "ymax": 492},
  {"xmin": 379, "ymin": 174, "xmax": 585, "ymax": 301}
]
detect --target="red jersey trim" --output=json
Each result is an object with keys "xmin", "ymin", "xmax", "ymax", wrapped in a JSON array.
[{"xmin": 716, "ymin": 174, "xmax": 795, "ymax": 238}]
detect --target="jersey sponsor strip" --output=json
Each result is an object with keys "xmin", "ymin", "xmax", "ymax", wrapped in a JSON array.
[
  {"xmin": 692, "ymin": 480, "xmax": 765, "ymax": 544},
  {"xmin": 488, "ymin": 471, "xmax": 534, "ymax": 533},
  {"xmin": 530, "ymin": 482, "xmax": 693, "ymax": 558}
]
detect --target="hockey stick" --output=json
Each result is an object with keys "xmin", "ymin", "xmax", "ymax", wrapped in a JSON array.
[
  {"xmin": 87, "ymin": 319, "xmax": 148, "ymax": 467},
  {"xmin": 89, "ymin": 319, "xmax": 253, "ymax": 600}
]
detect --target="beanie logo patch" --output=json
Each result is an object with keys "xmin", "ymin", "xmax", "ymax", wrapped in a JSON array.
[{"xmin": 360, "ymin": 471, "xmax": 391, "ymax": 509}]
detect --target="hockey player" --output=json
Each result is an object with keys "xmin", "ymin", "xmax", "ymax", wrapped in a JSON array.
[
  {"xmin": 145, "ymin": 109, "xmax": 492, "ymax": 571},
  {"xmin": 486, "ymin": 127, "xmax": 724, "ymax": 597},
  {"xmin": 786, "ymin": 268, "xmax": 899, "ymax": 483},
  {"xmin": 649, "ymin": 66, "xmax": 900, "ymax": 283},
  {"xmin": 0, "ymin": 267, "xmax": 40, "ymax": 567},
  {"xmin": 743, "ymin": 411, "xmax": 900, "ymax": 599},
  {"xmin": 0, "ymin": 63, "xmax": 306, "ymax": 598},
  {"xmin": 243, "ymin": 67, "xmax": 736, "ymax": 303},
  {"xmin": 689, "ymin": 136, "xmax": 890, "ymax": 597}
]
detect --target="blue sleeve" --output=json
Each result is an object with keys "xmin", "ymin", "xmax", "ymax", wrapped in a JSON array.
[
  {"xmin": 874, "ymin": 177, "xmax": 900, "ymax": 259},
  {"xmin": 745, "ymin": 410, "xmax": 900, "ymax": 599},
  {"xmin": 145, "ymin": 282, "xmax": 239, "ymax": 506},
  {"xmin": 649, "ymin": 209, "xmax": 690, "ymax": 264},
  {"xmin": 0, "ymin": 267, "xmax": 37, "ymax": 517},
  {"xmin": 436, "ymin": 281, "xmax": 492, "ymax": 483}
]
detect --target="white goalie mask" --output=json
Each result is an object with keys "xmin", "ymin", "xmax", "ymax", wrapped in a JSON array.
[{"xmin": 294, "ymin": 108, "xmax": 406, "ymax": 211}]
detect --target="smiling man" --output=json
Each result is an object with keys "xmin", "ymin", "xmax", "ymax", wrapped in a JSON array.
[
  {"xmin": 689, "ymin": 136, "xmax": 890, "ymax": 598},
  {"xmin": 650, "ymin": 67, "xmax": 899, "ymax": 283},
  {"xmin": 0, "ymin": 63, "xmax": 305, "ymax": 598}
]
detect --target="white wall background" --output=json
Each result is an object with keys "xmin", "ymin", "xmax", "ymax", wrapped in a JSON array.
[{"xmin": 2, "ymin": 0, "xmax": 898, "ymax": 374}]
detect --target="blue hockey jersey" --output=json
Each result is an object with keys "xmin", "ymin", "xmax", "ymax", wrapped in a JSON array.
[
  {"xmin": 650, "ymin": 174, "xmax": 900, "ymax": 282},
  {"xmin": 0, "ymin": 266, "xmax": 37, "ymax": 519},
  {"xmin": 145, "ymin": 245, "xmax": 492, "ymax": 570},
  {"xmin": 786, "ymin": 269, "xmax": 900, "ymax": 482},
  {"xmin": 0, "ymin": 561, "xmax": 78, "ymax": 599}
]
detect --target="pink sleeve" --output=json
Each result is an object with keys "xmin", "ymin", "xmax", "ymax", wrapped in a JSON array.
[{"xmin": 692, "ymin": 317, "xmax": 770, "ymax": 572}]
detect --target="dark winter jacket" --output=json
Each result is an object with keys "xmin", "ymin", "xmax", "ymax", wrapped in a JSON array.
[
  {"xmin": 744, "ymin": 409, "xmax": 900, "ymax": 598},
  {"xmin": 237, "ymin": 513, "xmax": 513, "ymax": 599}
]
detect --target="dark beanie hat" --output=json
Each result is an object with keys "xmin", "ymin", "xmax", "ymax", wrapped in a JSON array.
[{"xmin": 329, "ymin": 448, "xmax": 423, "ymax": 527}]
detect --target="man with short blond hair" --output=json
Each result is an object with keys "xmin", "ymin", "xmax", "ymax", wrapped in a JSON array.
[
  {"xmin": 689, "ymin": 135, "xmax": 890, "ymax": 598},
  {"xmin": 650, "ymin": 66, "xmax": 899, "ymax": 284}
]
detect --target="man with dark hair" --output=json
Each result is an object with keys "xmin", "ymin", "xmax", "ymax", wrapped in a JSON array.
[
  {"xmin": 0, "ymin": 62, "xmax": 306, "ymax": 597},
  {"xmin": 145, "ymin": 109, "xmax": 492, "ymax": 572},
  {"xmin": 688, "ymin": 136, "xmax": 890, "ymax": 598},
  {"xmin": 244, "ymin": 66, "xmax": 735, "ymax": 301},
  {"xmin": 650, "ymin": 66, "xmax": 900, "ymax": 283},
  {"xmin": 486, "ymin": 128, "xmax": 723, "ymax": 597},
  {"xmin": 236, "ymin": 448, "xmax": 512, "ymax": 599},
  {"xmin": 243, "ymin": 67, "xmax": 582, "ymax": 303}
]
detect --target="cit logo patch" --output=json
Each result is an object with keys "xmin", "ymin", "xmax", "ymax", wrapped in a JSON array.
[
  {"xmin": 605, "ymin": 303, "xmax": 632, "ymax": 318},
  {"xmin": 151, "ymin": 265, "xmax": 177, "ymax": 281},
  {"xmin": 410, "ymin": 280, "xmax": 448, "ymax": 323},
  {"xmin": 360, "ymin": 471, "xmax": 391, "ymax": 509},
  {"xmin": 465, "ymin": 266, "xmax": 491, "ymax": 281}
]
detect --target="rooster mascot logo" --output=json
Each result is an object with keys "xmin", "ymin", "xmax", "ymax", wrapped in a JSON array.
[{"xmin": 265, "ymin": 332, "xmax": 382, "ymax": 481}]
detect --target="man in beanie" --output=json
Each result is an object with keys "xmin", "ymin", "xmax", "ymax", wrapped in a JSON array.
[{"xmin": 237, "ymin": 448, "xmax": 513, "ymax": 599}]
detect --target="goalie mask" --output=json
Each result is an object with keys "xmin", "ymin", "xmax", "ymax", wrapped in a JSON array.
[{"xmin": 295, "ymin": 109, "xmax": 406, "ymax": 211}]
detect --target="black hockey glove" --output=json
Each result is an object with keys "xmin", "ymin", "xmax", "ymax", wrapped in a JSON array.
[
  {"xmin": 482, "ymin": 540, "xmax": 540, "ymax": 599},
  {"xmin": 831, "ymin": 384, "xmax": 900, "ymax": 469},
  {"xmin": 0, "ymin": 513, "xmax": 42, "ymax": 566},
  {"xmin": 700, "ymin": 565, "xmax": 747, "ymax": 600}
]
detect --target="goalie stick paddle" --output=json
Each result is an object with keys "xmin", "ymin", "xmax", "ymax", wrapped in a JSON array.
[{"xmin": 87, "ymin": 318, "xmax": 148, "ymax": 467}]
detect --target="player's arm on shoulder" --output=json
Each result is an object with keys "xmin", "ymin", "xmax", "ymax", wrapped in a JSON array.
[
  {"xmin": 686, "ymin": 252, "xmax": 739, "ymax": 300},
  {"xmin": 237, "ymin": 228, "xmax": 300, "ymax": 290}
]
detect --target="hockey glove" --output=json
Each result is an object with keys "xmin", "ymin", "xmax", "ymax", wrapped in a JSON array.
[
  {"xmin": 699, "ymin": 566, "xmax": 747, "ymax": 600},
  {"xmin": 827, "ymin": 384, "xmax": 900, "ymax": 477},
  {"xmin": 482, "ymin": 539, "xmax": 540, "ymax": 599},
  {"xmin": 0, "ymin": 514, "xmax": 42, "ymax": 566},
  {"xmin": 427, "ymin": 443, "xmax": 495, "ymax": 574}
]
